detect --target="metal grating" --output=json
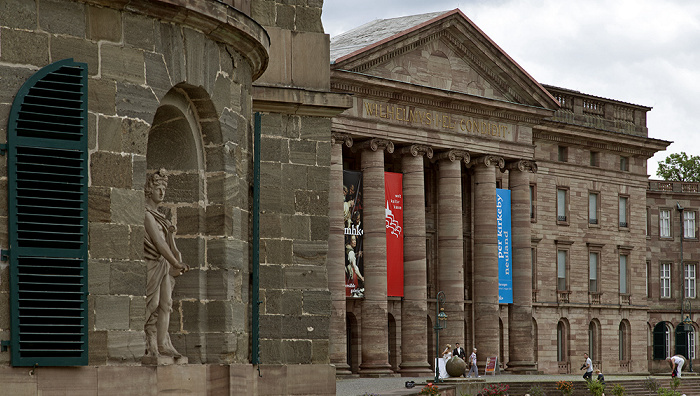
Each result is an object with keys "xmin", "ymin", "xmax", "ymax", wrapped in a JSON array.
[{"xmin": 7, "ymin": 59, "xmax": 88, "ymax": 366}]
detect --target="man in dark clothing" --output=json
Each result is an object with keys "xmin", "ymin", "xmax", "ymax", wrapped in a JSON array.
[{"xmin": 453, "ymin": 343, "xmax": 467, "ymax": 377}]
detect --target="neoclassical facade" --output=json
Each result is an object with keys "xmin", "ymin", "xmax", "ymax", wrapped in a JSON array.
[{"xmin": 328, "ymin": 10, "xmax": 671, "ymax": 376}]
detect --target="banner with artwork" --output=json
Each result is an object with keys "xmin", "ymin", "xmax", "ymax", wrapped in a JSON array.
[
  {"xmin": 385, "ymin": 172, "xmax": 404, "ymax": 297},
  {"xmin": 343, "ymin": 171, "xmax": 364, "ymax": 297},
  {"xmin": 497, "ymin": 188, "xmax": 513, "ymax": 304}
]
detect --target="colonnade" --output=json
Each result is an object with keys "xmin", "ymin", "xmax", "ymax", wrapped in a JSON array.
[{"xmin": 328, "ymin": 134, "xmax": 538, "ymax": 376}]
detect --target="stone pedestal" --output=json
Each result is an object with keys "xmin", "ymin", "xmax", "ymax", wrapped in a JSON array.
[{"xmin": 141, "ymin": 355, "xmax": 189, "ymax": 365}]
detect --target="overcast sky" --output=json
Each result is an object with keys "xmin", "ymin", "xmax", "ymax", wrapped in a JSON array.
[{"xmin": 321, "ymin": 0, "xmax": 700, "ymax": 178}]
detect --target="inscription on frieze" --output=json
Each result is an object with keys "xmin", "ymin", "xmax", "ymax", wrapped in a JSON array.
[{"xmin": 361, "ymin": 100, "xmax": 513, "ymax": 141}]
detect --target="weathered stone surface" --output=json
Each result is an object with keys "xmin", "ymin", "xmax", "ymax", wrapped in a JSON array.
[
  {"xmin": 38, "ymin": 0, "xmax": 85, "ymax": 37},
  {"xmin": 0, "ymin": 65, "xmax": 32, "ymax": 104},
  {"xmin": 295, "ymin": 6, "xmax": 323, "ymax": 33},
  {"xmin": 205, "ymin": 269, "xmax": 232, "ymax": 300},
  {"xmin": 275, "ymin": 4, "xmax": 295, "ymax": 30},
  {"xmin": 51, "ymin": 35, "xmax": 99, "ymax": 76},
  {"xmin": 95, "ymin": 295, "xmax": 130, "ymax": 330},
  {"xmin": 101, "ymin": 44, "xmax": 145, "ymax": 85},
  {"xmin": 292, "ymin": 240, "xmax": 326, "ymax": 266},
  {"xmin": 87, "ymin": 5, "xmax": 121, "ymax": 42},
  {"xmin": 281, "ymin": 163, "xmax": 307, "ymax": 190},
  {"xmin": 121, "ymin": 117, "xmax": 150, "ymax": 155},
  {"xmin": 250, "ymin": 0, "xmax": 275, "ymax": 26},
  {"xmin": 88, "ymin": 112, "xmax": 97, "ymax": 150},
  {"xmin": 129, "ymin": 296, "xmax": 146, "ymax": 330},
  {"xmin": 205, "ymin": 204, "xmax": 231, "ymax": 236},
  {"xmin": 261, "ymin": 238, "xmax": 292, "ymax": 265},
  {"xmin": 299, "ymin": 115, "xmax": 331, "ymax": 140},
  {"xmin": 164, "ymin": 172, "xmax": 200, "ymax": 203},
  {"xmin": 446, "ymin": 356, "xmax": 467, "ymax": 377},
  {"xmin": 309, "ymin": 215, "xmax": 330, "ymax": 242},
  {"xmin": 307, "ymin": 165, "xmax": 329, "ymax": 191},
  {"xmin": 0, "ymin": 291, "xmax": 8, "ymax": 329},
  {"xmin": 175, "ymin": 206, "xmax": 203, "ymax": 235},
  {"xmin": 111, "ymin": 188, "xmax": 145, "ymax": 225},
  {"xmin": 295, "ymin": 190, "xmax": 328, "ymax": 215},
  {"xmin": 36, "ymin": 367, "xmax": 98, "ymax": 394},
  {"xmin": 123, "ymin": 13, "xmax": 155, "ymax": 51},
  {"xmin": 183, "ymin": 28, "xmax": 206, "ymax": 86},
  {"xmin": 0, "ymin": 28, "xmax": 49, "ymax": 66},
  {"xmin": 281, "ymin": 339, "xmax": 312, "ymax": 364},
  {"xmin": 285, "ymin": 264, "xmax": 327, "ymax": 290},
  {"xmin": 259, "ymin": 212, "xmax": 282, "ymax": 239},
  {"xmin": 129, "ymin": 225, "xmax": 145, "ymax": 260},
  {"xmin": 207, "ymin": 237, "xmax": 247, "ymax": 271},
  {"xmin": 260, "ymin": 184, "xmax": 295, "ymax": 215},
  {"xmin": 289, "ymin": 140, "xmax": 317, "ymax": 165},
  {"xmin": 303, "ymin": 290, "xmax": 331, "ymax": 315},
  {"xmin": 157, "ymin": 22, "xmax": 186, "ymax": 85},
  {"xmin": 144, "ymin": 51, "xmax": 172, "ymax": 99},
  {"xmin": 90, "ymin": 151, "xmax": 132, "ymax": 188},
  {"xmin": 259, "ymin": 264, "xmax": 284, "ymax": 289},
  {"xmin": 110, "ymin": 260, "xmax": 145, "ymax": 295},
  {"xmin": 311, "ymin": 339, "xmax": 330, "ymax": 364},
  {"xmin": 88, "ymin": 78, "xmax": 117, "ymax": 115},
  {"xmin": 280, "ymin": 214, "xmax": 310, "ymax": 240},
  {"xmin": 0, "ymin": 0, "xmax": 37, "ymax": 30},
  {"xmin": 316, "ymin": 140, "xmax": 331, "ymax": 166},
  {"xmin": 106, "ymin": 331, "xmax": 144, "ymax": 363},
  {"xmin": 205, "ymin": 145, "xmax": 232, "ymax": 173},
  {"xmin": 97, "ymin": 366, "xmax": 156, "ymax": 395},
  {"xmin": 89, "ymin": 223, "xmax": 130, "ymax": 259},
  {"xmin": 96, "ymin": 116, "xmax": 122, "ymax": 152},
  {"xmin": 174, "ymin": 236, "xmax": 204, "ymax": 270},
  {"xmin": 88, "ymin": 259, "xmax": 110, "ymax": 295},
  {"xmin": 115, "ymin": 82, "xmax": 159, "ymax": 123},
  {"xmin": 260, "ymin": 161, "xmax": 282, "ymax": 188},
  {"xmin": 132, "ymin": 154, "xmax": 147, "ymax": 188},
  {"xmin": 89, "ymin": 330, "xmax": 108, "ymax": 365},
  {"xmin": 260, "ymin": 136, "xmax": 288, "ymax": 163}
]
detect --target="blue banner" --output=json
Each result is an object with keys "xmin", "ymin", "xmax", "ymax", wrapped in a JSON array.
[{"xmin": 497, "ymin": 189, "xmax": 513, "ymax": 303}]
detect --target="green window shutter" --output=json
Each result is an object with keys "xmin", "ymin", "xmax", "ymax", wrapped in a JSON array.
[
  {"xmin": 7, "ymin": 59, "xmax": 88, "ymax": 366},
  {"xmin": 653, "ymin": 322, "xmax": 667, "ymax": 360}
]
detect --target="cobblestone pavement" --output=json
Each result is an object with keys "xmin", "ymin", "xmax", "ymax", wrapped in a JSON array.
[{"xmin": 336, "ymin": 374, "xmax": 674, "ymax": 396}]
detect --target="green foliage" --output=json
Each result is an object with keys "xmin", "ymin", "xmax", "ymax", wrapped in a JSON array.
[
  {"xmin": 419, "ymin": 382, "xmax": 440, "ymax": 396},
  {"xmin": 656, "ymin": 152, "xmax": 700, "ymax": 182},
  {"xmin": 611, "ymin": 383, "xmax": 627, "ymax": 396},
  {"xmin": 642, "ymin": 376, "xmax": 660, "ymax": 393},
  {"xmin": 482, "ymin": 383, "xmax": 509, "ymax": 396},
  {"xmin": 586, "ymin": 378, "xmax": 605, "ymax": 396},
  {"xmin": 556, "ymin": 380, "xmax": 574, "ymax": 396},
  {"xmin": 669, "ymin": 377, "xmax": 681, "ymax": 391},
  {"xmin": 656, "ymin": 388, "xmax": 682, "ymax": 396},
  {"xmin": 527, "ymin": 384, "xmax": 547, "ymax": 396}
]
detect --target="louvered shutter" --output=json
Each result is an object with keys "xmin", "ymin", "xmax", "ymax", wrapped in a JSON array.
[{"xmin": 7, "ymin": 59, "xmax": 88, "ymax": 366}]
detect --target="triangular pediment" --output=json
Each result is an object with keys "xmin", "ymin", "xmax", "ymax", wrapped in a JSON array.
[{"xmin": 331, "ymin": 9, "xmax": 559, "ymax": 109}]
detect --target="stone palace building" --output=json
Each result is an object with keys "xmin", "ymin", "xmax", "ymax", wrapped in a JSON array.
[{"xmin": 0, "ymin": 1, "xmax": 693, "ymax": 394}]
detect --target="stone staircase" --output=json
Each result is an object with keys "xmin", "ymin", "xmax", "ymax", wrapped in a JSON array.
[{"xmin": 501, "ymin": 377, "xmax": 700, "ymax": 396}]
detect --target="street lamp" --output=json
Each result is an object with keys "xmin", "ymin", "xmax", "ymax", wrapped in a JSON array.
[
  {"xmin": 682, "ymin": 299, "xmax": 693, "ymax": 372},
  {"xmin": 434, "ymin": 291, "xmax": 448, "ymax": 383}
]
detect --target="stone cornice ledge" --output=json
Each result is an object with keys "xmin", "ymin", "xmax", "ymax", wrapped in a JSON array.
[
  {"xmin": 83, "ymin": 0, "xmax": 270, "ymax": 80},
  {"xmin": 252, "ymin": 85, "xmax": 353, "ymax": 117}
]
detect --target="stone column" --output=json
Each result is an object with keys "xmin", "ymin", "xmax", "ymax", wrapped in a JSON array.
[
  {"xmin": 330, "ymin": 133, "xmax": 353, "ymax": 375},
  {"xmin": 398, "ymin": 145, "xmax": 434, "ymax": 377},
  {"xmin": 472, "ymin": 155, "xmax": 504, "ymax": 364},
  {"xmin": 436, "ymin": 150, "xmax": 470, "ymax": 345},
  {"xmin": 506, "ymin": 160, "xmax": 538, "ymax": 373},
  {"xmin": 357, "ymin": 138, "xmax": 394, "ymax": 375}
]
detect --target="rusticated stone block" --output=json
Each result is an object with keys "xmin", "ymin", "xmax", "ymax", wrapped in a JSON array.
[
  {"xmin": 261, "ymin": 136, "xmax": 288, "ymax": 163},
  {"xmin": 280, "ymin": 214, "xmax": 310, "ymax": 240},
  {"xmin": 308, "ymin": 165, "xmax": 329, "ymax": 191},
  {"xmin": 97, "ymin": 366, "xmax": 156, "ymax": 395},
  {"xmin": 88, "ymin": 187, "xmax": 110, "ymax": 223},
  {"xmin": 107, "ymin": 331, "xmax": 144, "ymax": 363},
  {"xmin": 284, "ymin": 264, "xmax": 327, "ymax": 289},
  {"xmin": 163, "ymin": 172, "xmax": 199, "ymax": 203},
  {"xmin": 289, "ymin": 140, "xmax": 317, "ymax": 165},
  {"xmin": 275, "ymin": 3, "xmax": 295, "ymax": 30},
  {"xmin": 299, "ymin": 116, "xmax": 331, "ymax": 141},
  {"xmin": 175, "ymin": 236, "xmax": 204, "ymax": 270},
  {"xmin": 316, "ymin": 140, "xmax": 331, "ymax": 166},
  {"xmin": 115, "ymin": 82, "xmax": 159, "ymax": 122},
  {"xmin": 51, "ymin": 35, "xmax": 99, "ymax": 76},
  {"xmin": 279, "ymin": 315, "xmax": 329, "ymax": 340},
  {"xmin": 303, "ymin": 290, "xmax": 331, "ymax": 315},
  {"xmin": 123, "ymin": 13, "xmax": 155, "ymax": 51},
  {"xmin": 0, "ymin": 0, "xmax": 37, "ymax": 30},
  {"xmin": 94, "ymin": 295, "xmax": 130, "ymax": 330},
  {"xmin": 281, "ymin": 339, "xmax": 312, "ymax": 364},
  {"xmin": 250, "ymin": 0, "xmax": 275, "ymax": 27},
  {"xmin": 311, "ymin": 340, "xmax": 330, "ymax": 364},
  {"xmin": 260, "ymin": 184, "xmax": 295, "ymax": 214},
  {"xmin": 91, "ymin": 151, "xmax": 132, "ymax": 187},
  {"xmin": 157, "ymin": 22, "xmax": 185, "ymax": 84},
  {"xmin": 132, "ymin": 154, "xmax": 147, "ymax": 188},
  {"xmin": 260, "ymin": 112, "xmax": 284, "ymax": 137},
  {"xmin": 259, "ymin": 212, "xmax": 282, "ymax": 239},
  {"xmin": 129, "ymin": 296, "xmax": 146, "ymax": 330},
  {"xmin": 205, "ymin": 204, "xmax": 231, "ymax": 236},
  {"xmin": 111, "ymin": 188, "xmax": 145, "ymax": 225},
  {"xmin": 261, "ymin": 238, "xmax": 292, "ymax": 265},
  {"xmin": 207, "ymin": 237, "xmax": 247, "ymax": 271},
  {"xmin": 309, "ymin": 215, "xmax": 330, "ymax": 242},
  {"xmin": 204, "ymin": 145, "xmax": 231, "ymax": 173},
  {"xmin": 230, "ymin": 301, "xmax": 247, "ymax": 332},
  {"xmin": 295, "ymin": 6, "xmax": 323, "ymax": 33},
  {"xmin": 89, "ymin": 222, "xmax": 130, "ymax": 259},
  {"xmin": 0, "ymin": 28, "xmax": 49, "ymax": 66},
  {"xmin": 175, "ymin": 206, "xmax": 203, "ymax": 235},
  {"xmin": 259, "ymin": 264, "xmax": 283, "ymax": 289},
  {"xmin": 281, "ymin": 163, "xmax": 307, "ymax": 190},
  {"xmin": 260, "ymin": 339, "xmax": 282, "ymax": 364},
  {"xmin": 144, "ymin": 52, "xmax": 171, "ymax": 100},
  {"xmin": 205, "ymin": 268, "xmax": 232, "ymax": 300},
  {"xmin": 295, "ymin": 190, "xmax": 328, "ymax": 215},
  {"xmin": 260, "ymin": 161, "xmax": 282, "ymax": 188},
  {"xmin": 87, "ymin": 5, "xmax": 121, "ymax": 42},
  {"xmin": 129, "ymin": 225, "xmax": 145, "ymax": 260},
  {"xmin": 88, "ymin": 259, "xmax": 110, "ymax": 295},
  {"xmin": 110, "ymin": 260, "xmax": 145, "ymax": 296},
  {"xmin": 88, "ymin": 78, "xmax": 117, "ymax": 115},
  {"xmin": 183, "ymin": 28, "xmax": 206, "ymax": 86},
  {"xmin": 101, "ymin": 44, "xmax": 145, "ymax": 85},
  {"xmin": 0, "ymin": 65, "xmax": 33, "ymax": 103},
  {"xmin": 89, "ymin": 330, "xmax": 108, "ymax": 365},
  {"xmin": 38, "ymin": 0, "xmax": 85, "ymax": 37}
]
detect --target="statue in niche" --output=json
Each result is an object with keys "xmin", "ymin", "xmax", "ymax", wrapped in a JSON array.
[{"xmin": 143, "ymin": 169, "xmax": 190, "ymax": 361}]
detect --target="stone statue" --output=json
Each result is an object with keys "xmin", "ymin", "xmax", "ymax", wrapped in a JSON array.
[{"xmin": 143, "ymin": 169, "xmax": 189, "ymax": 361}]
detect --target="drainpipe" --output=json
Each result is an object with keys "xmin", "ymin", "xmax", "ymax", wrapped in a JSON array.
[{"xmin": 252, "ymin": 112, "xmax": 261, "ymax": 370}]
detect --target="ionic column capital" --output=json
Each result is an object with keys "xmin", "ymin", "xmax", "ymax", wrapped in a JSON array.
[
  {"xmin": 398, "ymin": 144, "xmax": 433, "ymax": 159},
  {"xmin": 353, "ymin": 138, "xmax": 394, "ymax": 154},
  {"xmin": 331, "ymin": 132, "xmax": 353, "ymax": 147},
  {"xmin": 506, "ymin": 159, "xmax": 538, "ymax": 173},
  {"xmin": 434, "ymin": 149, "xmax": 470, "ymax": 165},
  {"xmin": 470, "ymin": 155, "xmax": 504, "ymax": 169}
]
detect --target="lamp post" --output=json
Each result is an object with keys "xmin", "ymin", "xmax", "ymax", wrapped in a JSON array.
[
  {"xmin": 434, "ymin": 291, "xmax": 448, "ymax": 383},
  {"xmin": 682, "ymin": 299, "xmax": 693, "ymax": 372}
]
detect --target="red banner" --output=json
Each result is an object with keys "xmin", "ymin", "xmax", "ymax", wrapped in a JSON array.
[{"xmin": 385, "ymin": 172, "xmax": 404, "ymax": 297}]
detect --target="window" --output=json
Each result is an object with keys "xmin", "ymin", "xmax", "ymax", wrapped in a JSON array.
[
  {"xmin": 531, "ymin": 247, "xmax": 537, "ymax": 289},
  {"xmin": 685, "ymin": 210, "xmax": 696, "ymax": 239},
  {"xmin": 619, "ymin": 196, "xmax": 629, "ymax": 228},
  {"xmin": 589, "ymin": 192, "xmax": 599, "ymax": 225},
  {"xmin": 620, "ymin": 156, "xmax": 629, "ymax": 171},
  {"xmin": 619, "ymin": 321, "xmax": 630, "ymax": 361},
  {"xmin": 646, "ymin": 260, "xmax": 651, "ymax": 298},
  {"xmin": 660, "ymin": 209, "xmax": 671, "ymax": 237},
  {"xmin": 557, "ymin": 321, "xmax": 568, "ymax": 361},
  {"xmin": 558, "ymin": 250, "xmax": 568, "ymax": 291},
  {"xmin": 590, "ymin": 151, "xmax": 599, "ymax": 167},
  {"xmin": 557, "ymin": 188, "xmax": 568, "ymax": 223},
  {"xmin": 686, "ymin": 263, "xmax": 696, "ymax": 299},
  {"xmin": 589, "ymin": 251, "xmax": 599, "ymax": 293},
  {"xmin": 691, "ymin": 329, "xmax": 696, "ymax": 360},
  {"xmin": 661, "ymin": 262, "xmax": 671, "ymax": 298},
  {"xmin": 6, "ymin": 59, "xmax": 89, "ymax": 367},
  {"xmin": 675, "ymin": 324, "xmax": 695, "ymax": 360},
  {"xmin": 646, "ymin": 207, "xmax": 650, "ymax": 236},
  {"xmin": 530, "ymin": 184, "xmax": 536, "ymax": 221},
  {"xmin": 558, "ymin": 146, "xmax": 568, "ymax": 162},
  {"xmin": 653, "ymin": 322, "xmax": 670, "ymax": 359},
  {"xmin": 619, "ymin": 254, "xmax": 628, "ymax": 294}
]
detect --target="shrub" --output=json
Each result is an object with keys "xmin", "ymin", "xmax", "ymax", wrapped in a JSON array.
[
  {"xmin": 528, "ymin": 384, "xmax": 546, "ymax": 396},
  {"xmin": 556, "ymin": 380, "xmax": 574, "ymax": 396},
  {"xmin": 610, "ymin": 383, "xmax": 627, "ymax": 396},
  {"xmin": 586, "ymin": 378, "xmax": 605, "ymax": 396},
  {"xmin": 482, "ymin": 383, "xmax": 509, "ymax": 396},
  {"xmin": 642, "ymin": 376, "xmax": 659, "ymax": 394},
  {"xmin": 419, "ymin": 382, "xmax": 440, "ymax": 396}
]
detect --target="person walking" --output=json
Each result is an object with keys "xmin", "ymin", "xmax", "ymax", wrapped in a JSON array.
[
  {"xmin": 581, "ymin": 353, "xmax": 593, "ymax": 381},
  {"xmin": 466, "ymin": 347, "xmax": 479, "ymax": 378}
]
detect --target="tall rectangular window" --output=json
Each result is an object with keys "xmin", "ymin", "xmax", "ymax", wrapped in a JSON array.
[
  {"xmin": 557, "ymin": 250, "xmax": 567, "ymax": 291},
  {"xmin": 661, "ymin": 262, "xmax": 671, "ymax": 298},
  {"xmin": 620, "ymin": 156, "xmax": 629, "ymax": 171},
  {"xmin": 684, "ymin": 210, "xmax": 696, "ymax": 239},
  {"xmin": 530, "ymin": 184, "xmax": 536, "ymax": 221},
  {"xmin": 590, "ymin": 151, "xmax": 599, "ymax": 167},
  {"xmin": 557, "ymin": 188, "xmax": 568, "ymax": 223},
  {"xmin": 660, "ymin": 209, "xmax": 671, "ymax": 237},
  {"xmin": 589, "ymin": 252, "xmax": 599, "ymax": 292},
  {"xmin": 531, "ymin": 247, "xmax": 537, "ymax": 289},
  {"xmin": 686, "ymin": 263, "xmax": 696, "ymax": 299},
  {"xmin": 558, "ymin": 146, "xmax": 568, "ymax": 162},
  {"xmin": 589, "ymin": 192, "xmax": 599, "ymax": 225},
  {"xmin": 619, "ymin": 196, "xmax": 628, "ymax": 228},
  {"xmin": 620, "ymin": 255, "xmax": 628, "ymax": 294},
  {"xmin": 646, "ymin": 260, "xmax": 651, "ymax": 297},
  {"xmin": 646, "ymin": 207, "xmax": 650, "ymax": 236}
]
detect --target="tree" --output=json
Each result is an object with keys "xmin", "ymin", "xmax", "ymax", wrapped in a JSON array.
[{"xmin": 656, "ymin": 152, "xmax": 700, "ymax": 182}]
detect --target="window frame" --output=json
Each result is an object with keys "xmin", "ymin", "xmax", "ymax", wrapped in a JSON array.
[
  {"xmin": 684, "ymin": 210, "xmax": 697, "ymax": 240},
  {"xmin": 590, "ymin": 151, "xmax": 599, "ymax": 167},
  {"xmin": 588, "ymin": 191, "xmax": 600, "ymax": 226},
  {"xmin": 619, "ymin": 253, "xmax": 629, "ymax": 295},
  {"xmin": 620, "ymin": 155, "xmax": 629, "ymax": 172},
  {"xmin": 660, "ymin": 208, "xmax": 672, "ymax": 238},
  {"xmin": 618, "ymin": 194, "xmax": 629, "ymax": 229},
  {"xmin": 588, "ymin": 244, "xmax": 603, "ymax": 295},
  {"xmin": 530, "ymin": 183, "xmax": 537, "ymax": 223},
  {"xmin": 660, "ymin": 262, "xmax": 672, "ymax": 299},
  {"xmin": 685, "ymin": 262, "xmax": 697, "ymax": 299},
  {"xmin": 556, "ymin": 186, "xmax": 569, "ymax": 225},
  {"xmin": 558, "ymin": 145, "xmax": 568, "ymax": 162}
]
